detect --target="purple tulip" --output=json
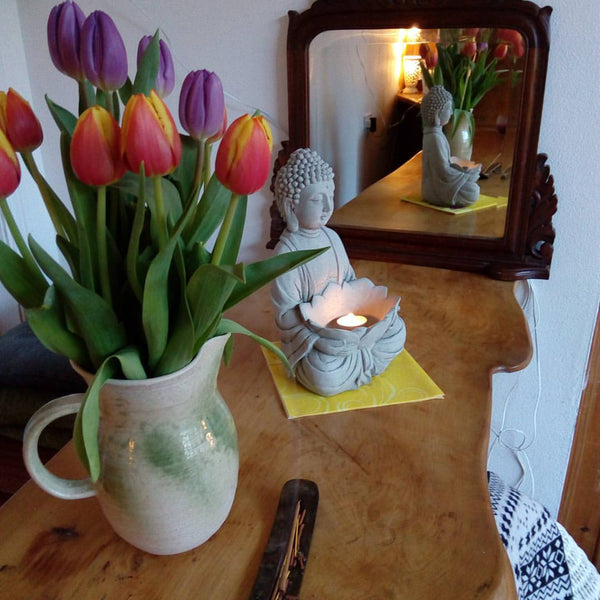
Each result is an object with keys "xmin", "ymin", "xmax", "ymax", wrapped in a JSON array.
[
  {"xmin": 137, "ymin": 36, "xmax": 175, "ymax": 98},
  {"xmin": 47, "ymin": 1, "xmax": 86, "ymax": 81},
  {"xmin": 179, "ymin": 70, "xmax": 225, "ymax": 141},
  {"xmin": 80, "ymin": 11, "xmax": 127, "ymax": 91}
]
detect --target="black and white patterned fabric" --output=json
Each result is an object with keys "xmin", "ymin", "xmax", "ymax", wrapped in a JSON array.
[{"xmin": 488, "ymin": 471, "xmax": 574, "ymax": 600}]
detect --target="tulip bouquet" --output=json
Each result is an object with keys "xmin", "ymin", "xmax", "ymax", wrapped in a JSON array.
[
  {"xmin": 0, "ymin": 2, "xmax": 323, "ymax": 480},
  {"xmin": 420, "ymin": 28, "xmax": 524, "ymax": 142}
]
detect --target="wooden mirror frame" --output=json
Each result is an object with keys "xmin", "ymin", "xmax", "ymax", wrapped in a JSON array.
[{"xmin": 268, "ymin": 0, "xmax": 557, "ymax": 280}]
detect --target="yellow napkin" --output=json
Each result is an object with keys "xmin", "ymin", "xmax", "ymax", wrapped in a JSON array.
[
  {"xmin": 401, "ymin": 193, "xmax": 508, "ymax": 214},
  {"xmin": 261, "ymin": 345, "xmax": 444, "ymax": 419}
]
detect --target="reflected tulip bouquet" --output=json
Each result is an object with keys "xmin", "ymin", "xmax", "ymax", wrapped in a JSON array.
[
  {"xmin": 0, "ymin": 1, "xmax": 322, "ymax": 479},
  {"xmin": 420, "ymin": 28, "xmax": 524, "ymax": 140}
]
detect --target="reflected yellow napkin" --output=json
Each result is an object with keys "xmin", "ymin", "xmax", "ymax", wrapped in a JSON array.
[
  {"xmin": 401, "ymin": 193, "xmax": 507, "ymax": 214},
  {"xmin": 261, "ymin": 345, "xmax": 444, "ymax": 419}
]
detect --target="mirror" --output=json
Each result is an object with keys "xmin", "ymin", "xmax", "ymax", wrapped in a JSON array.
[{"xmin": 269, "ymin": 0, "xmax": 557, "ymax": 280}]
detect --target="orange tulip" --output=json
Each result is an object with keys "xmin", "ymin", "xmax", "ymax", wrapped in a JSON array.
[
  {"xmin": 3, "ymin": 88, "xmax": 43, "ymax": 152},
  {"xmin": 215, "ymin": 114, "xmax": 272, "ymax": 195},
  {"xmin": 0, "ymin": 92, "xmax": 7, "ymax": 134},
  {"xmin": 70, "ymin": 106, "xmax": 125, "ymax": 186},
  {"xmin": 121, "ymin": 91, "xmax": 182, "ymax": 177},
  {"xmin": 0, "ymin": 129, "xmax": 21, "ymax": 197}
]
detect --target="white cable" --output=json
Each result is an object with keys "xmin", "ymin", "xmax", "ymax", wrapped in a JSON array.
[{"xmin": 489, "ymin": 280, "xmax": 542, "ymax": 497}]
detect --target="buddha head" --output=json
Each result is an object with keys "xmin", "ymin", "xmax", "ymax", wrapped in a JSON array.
[
  {"xmin": 274, "ymin": 148, "xmax": 335, "ymax": 232},
  {"xmin": 421, "ymin": 85, "xmax": 453, "ymax": 127}
]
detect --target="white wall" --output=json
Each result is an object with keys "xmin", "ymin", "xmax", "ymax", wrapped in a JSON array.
[{"xmin": 5, "ymin": 0, "xmax": 600, "ymax": 516}]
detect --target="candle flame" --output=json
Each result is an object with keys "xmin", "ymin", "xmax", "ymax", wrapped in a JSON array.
[{"xmin": 336, "ymin": 313, "xmax": 367, "ymax": 328}]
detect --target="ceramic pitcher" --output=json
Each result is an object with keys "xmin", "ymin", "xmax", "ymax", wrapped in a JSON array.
[{"xmin": 22, "ymin": 334, "xmax": 238, "ymax": 555}]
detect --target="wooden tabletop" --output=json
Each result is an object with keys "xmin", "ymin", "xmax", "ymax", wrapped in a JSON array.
[
  {"xmin": 0, "ymin": 261, "xmax": 531, "ymax": 599},
  {"xmin": 329, "ymin": 150, "xmax": 509, "ymax": 239}
]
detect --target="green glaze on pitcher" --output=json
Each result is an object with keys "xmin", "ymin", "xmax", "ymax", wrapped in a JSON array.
[{"xmin": 84, "ymin": 334, "xmax": 238, "ymax": 555}]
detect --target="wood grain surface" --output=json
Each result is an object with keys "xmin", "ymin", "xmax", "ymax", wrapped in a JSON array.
[
  {"xmin": 0, "ymin": 262, "xmax": 531, "ymax": 599},
  {"xmin": 329, "ymin": 152, "xmax": 509, "ymax": 239}
]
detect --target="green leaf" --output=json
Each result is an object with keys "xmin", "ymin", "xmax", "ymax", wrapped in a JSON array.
[
  {"xmin": 60, "ymin": 133, "xmax": 97, "ymax": 290},
  {"xmin": 183, "ymin": 173, "xmax": 231, "ymax": 247},
  {"xmin": 154, "ymin": 247, "xmax": 196, "ymax": 376},
  {"xmin": 26, "ymin": 286, "xmax": 89, "ymax": 367},
  {"xmin": 45, "ymin": 95, "xmax": 78, "ymax": 137},
  {"xmin": 29, "ymin": 237, "xmax": 127, "ymax": 369},
  {"xmin": 219, "ymin": 195, "xmax": 247, "ymax": 264},
  {"xmin": 141, "ymin": 188, "xmax": 198, "ymax": 369},
  {"xmin": 73, "ymin": 346, "xmax": 147, "ymax": 481},
  {"xmin": 171, "ymin": 135, "xmax": 201, "ymax": 206},
  {"xmin": 0, "ymin": 240, "xmax": 47, "ymax": 308},
  {"xmin": 56, "ymin": 236, "xmax": 80, "ymax": 281},
  {"xmin": 112, "ymin": 172, "xmax": 182, "ymax": 223},
  {"xmin": 187, "ymin": 263, "xmax": 244, "ymax": 349},
  {"xmin": 133, "ymin": 31, "xmax": 160, "ymax": 95},
  {"xmin": 118, "ymin": 78, "xmax": 133, "ymax": 106},
  {"xmin": 216, "ymin": 318, "xmax": 292, "ymax": 375},
  {"xmin": 224, "ymin": 247, "xmax": 328, "ymax": 310}
]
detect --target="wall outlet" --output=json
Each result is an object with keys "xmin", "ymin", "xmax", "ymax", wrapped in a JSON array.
[{"xmin": 363, "ymin": 114, "xmax": 376, "ymax": 133}]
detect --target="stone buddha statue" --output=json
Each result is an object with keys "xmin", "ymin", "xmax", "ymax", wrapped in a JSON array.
[
  {"xmin": 271, "ymin": 148, "xmax": 406, "ymax": 396},
  {"xmin": 421, "ymin": 85, "xmax": 481, "ymax": 208}
]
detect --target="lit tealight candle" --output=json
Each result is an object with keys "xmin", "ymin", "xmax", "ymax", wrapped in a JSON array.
[{"xmin": 336, "ymin": 312, "xmax": 367, "ymax": 328}]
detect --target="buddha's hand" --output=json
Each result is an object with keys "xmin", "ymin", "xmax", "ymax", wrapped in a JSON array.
[{"xmin": 313, "ymin": 326, "xmax": 360, "ymax": 355}]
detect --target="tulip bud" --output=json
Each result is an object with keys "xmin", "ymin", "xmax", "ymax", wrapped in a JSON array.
[
  {"xmin": 496, "ymin": 115, "xmax": 508, "ymax": 135},
  {"xmin": 207, "ymin": 108, "xmax": 228, "ymax": 144},
  {"xmin": 137, "ymin": 36, "xmax": 175, "ymax": 98},
  {"xmin": 47, "ymin": 1, "xmax": 86, "ymax": 81},
  {"xmin": 4, "ymin": 89, "xmax": 43, "ymax": 152},
  {"xmin": 179, "ymin": 70, "xmax": 225, "ymax": 141},
  {"xmin": 121, "ymin": 91, "xmax": 182, "ymax": 176},
  {"xmin": 0, "ymin": 130, "xmax": 21, "ymax": 197},
  {"xmin": 461, "ymin": 41, "xmax": 477, "ymax": 58},
  {"xmin": 496, "ymin": 29, "xmax": 525, "ymax": 59},
  {"xmin": 215, "ymin": 114, "xmax": 272, "ymax": 196},
  {"xmin": 493, "ymin": 43, "xmax": 509, "ymax": 60},
  {"xmin": 70, "ymin": 106, "xmax": 125, "ymax": 186},
  {"xmin": 419, "ymin": 43, "xmax": 438, "ymax": 69},
  {"xmin": 0, "ymin": 92, "xmax": 7, "ymax": 133},
  {"xmin": 81, "ymin": 11, "xmax": 127, "ymax": 91}
]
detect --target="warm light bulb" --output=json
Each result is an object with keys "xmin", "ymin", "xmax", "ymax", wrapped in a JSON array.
[{"xmin": 336, "ymin": 313, "xmax": 368, "ymax": 328}]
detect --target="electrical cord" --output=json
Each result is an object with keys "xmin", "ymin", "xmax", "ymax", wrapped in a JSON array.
[{"xmin": 488, "ymin": 280, "xmax": 542, "ymax": 497}]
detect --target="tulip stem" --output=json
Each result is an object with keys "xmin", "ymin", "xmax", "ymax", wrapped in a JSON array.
[
  {"xmin": 202, "ymin": 140, "xmax": 212, "ymax": 189},
  {"xmin": 96, "ymin": 186, "xmax": 111, "ymax": 304},
  {"xmin": 211, "ymin": 193, "xmax": 240, "ymax": 266},
  {"xmin": 153, "ymin": 176, "xmax": 168, "ymax": 251},
  {"xmin": 0, "ymin": 196, "xmax": 47, "ymax": 290},
  {"xmin": 192, "ymin": 140, "xmax": 205, "ymax": 193},
  {"xmin": 78, "ymin": 81, "xmax": 93, "ymax": 112}
]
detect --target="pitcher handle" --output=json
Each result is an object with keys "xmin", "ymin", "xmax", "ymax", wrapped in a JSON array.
[{"xmin": 22, "ymin": 394, "xmax": 95, "ymax": 500}]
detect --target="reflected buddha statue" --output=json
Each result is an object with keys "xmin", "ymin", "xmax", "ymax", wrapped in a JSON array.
[
  {"xmin": 271, "ymin": 148, "xmax": 406, "ymax": 396},
  {"xmin": 421, "ymin": 85, "xmax": 481, "ymax": 208}
]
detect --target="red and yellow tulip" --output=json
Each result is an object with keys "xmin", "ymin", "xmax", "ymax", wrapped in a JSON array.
[
  {"xmin": 121, "ymin": 91, "xmax": 182, "ymax": 176},
  {"xmin": 0, "ymin": 129, "xmax": 21, "ymax": 197},
  {"xmin": 3, "ymin": 89, "xmax": 43, "ymax": 152},
  {"xmin": 215, "ymin": 114, "xmax": 272, "ymax": 196},
  {"xmin": 419, "ymin": 43, "xmax": 438, "ymax": 69},
  {"xmin": 70, "ymin": 105, "xmax": 125, "ymax": 186}
]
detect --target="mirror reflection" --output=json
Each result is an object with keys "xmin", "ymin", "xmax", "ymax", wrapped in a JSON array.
[{"xmin": 309, "ymin": 27, "xmax": 525, "ymax": 239}]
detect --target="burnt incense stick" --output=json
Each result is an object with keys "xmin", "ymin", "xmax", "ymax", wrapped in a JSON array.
[{"xmin": 249, "ymin": 479, "xmax": 319, "ymax": 600}]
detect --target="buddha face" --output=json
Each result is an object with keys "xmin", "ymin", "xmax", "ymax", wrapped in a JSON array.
[
  {"xmin": 294, "ymin": 180, "xmax": 335, "ymax": 229},
  {"xmin": 438, "ymin": 100, "xmax": 453, "ymax": 127}
]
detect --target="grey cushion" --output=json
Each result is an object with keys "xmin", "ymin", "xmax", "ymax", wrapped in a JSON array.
[{"xmin": 0, "ymin": 322, "xmax": 86, "ymax": 448}]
